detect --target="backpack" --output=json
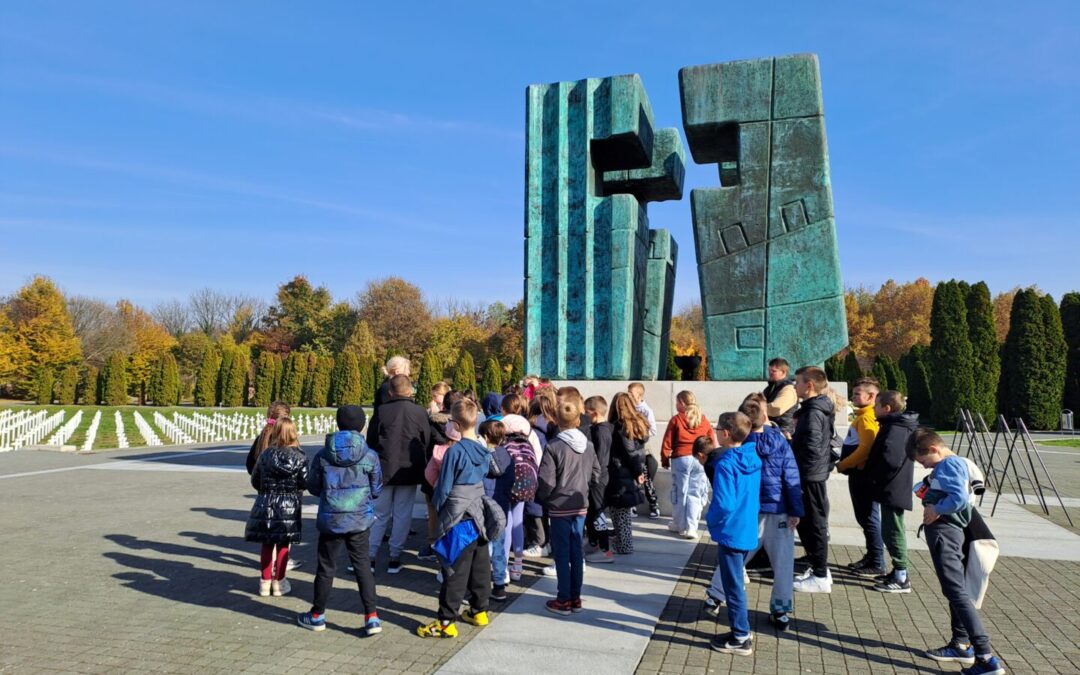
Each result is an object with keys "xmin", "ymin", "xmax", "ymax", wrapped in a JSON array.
[{"xmin": 505, "ymin": 432, "xmax": 539, "ymax": 504}]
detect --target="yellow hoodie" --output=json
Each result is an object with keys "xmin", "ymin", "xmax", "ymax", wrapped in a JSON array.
[{"xmin": 836, "ymin": 405, "xmax": 879, "ymax": 472}]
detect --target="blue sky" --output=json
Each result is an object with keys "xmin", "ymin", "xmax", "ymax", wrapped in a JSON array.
[{"xmin": 2, "ymin": 1, "xmax": 1078, "ymax": 312}]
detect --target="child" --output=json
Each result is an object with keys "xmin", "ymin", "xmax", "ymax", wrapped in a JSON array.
[
  {"xmin": 662, "ymin": 390, "xmax": 717, "ymax": 538},
  {"xmin": 791, "ymin": 367, "xmax": 836, "ymax": 594},
  {"xmin": 419, "ymin": 391, "xmax": 462, "ymax": 563},
  {"xmin": 628, "ymin": 382, "xmax": 660, "ymax": 518},
  {"xmin": 584, "ymin": 396, "xmax": 614, "ymax": 563},
  {"xmin": 739, "ymin": 400, "xmax": 802, "ymax": 630},
  {"xmin": 429, "ymin": 381, "xmax": 450, "ymax": 415},
  {"xmin": 246, "ymin": 401, "xmax": 291, "ymax": 475},
  {"xmin": 297, "ymin": 406, "xmax": 383, "ymax": 635},
  {"xmin": 910, "ymin": 430, "xmax": 1005, "ymax": 675},
  {"xmin": 836, "ymin": 377, "xmax": 883, "ymax": 577},
  {"xmin": 479, "ymin": 420, "xmax": 513, "ymax": 601},
  {"xmin": 497, "ymin": 394, "xmax": 542, "ymax": 581},
  {"xmin": 681, "ymin": 436, "xmax": 715, "ymax": 541},
  {"xmin": 607, "ymin": 392, "xmax": 649, "ymax": 554},
  {"xmin": 419, "ymin": 398, "xmax": 503, "ymax": 638},
  {"xmin": 245, "ymin": 416, "xmax": 307, "ymax": 598},
  {"xmin": 537, "ymin": 400, "xmax": 601, "ymax": 615},
  {"xmin": 705, "ymin": 412, "xmax": 762, "ymax": 656},
  {"xmin": 865, "ymin": 390, "xmax": 919, "ymax": 594}
]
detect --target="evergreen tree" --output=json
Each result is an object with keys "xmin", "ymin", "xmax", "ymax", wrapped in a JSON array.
[
  {"xmin": 885, "ymin": 355, "xmax": 908, "ymax": 395},
  {"xmin": 279, "ymin": 352, "xmax": 307, "ymax": 406},
  {"xmin": 216, "ymin": 349, "xmax": 236, "ymax": 406},
  {"xmin": 824, "ymin": 353, "xmax": 845, "ymax": 382},
  {"xmin": 330, "ymin": 352, "xmax": 363, "ymax": 405},
  {"xmin": 102, "ymin": 351, "xmax": 129, "ymax": 406},
  {"xmin": 300, "ymin": 352, "xmax": 319, "ymax": 406},
  {"xmin": 194, "ymin": 349, "xmax": 220, "ymax": 407},
  {"xmin": 930, "ymin": 280, "xmax": 976, "ymax": 428},
  {"xmin": 358, "ymin": 355, "xmax": 377, "ymax": 405},
  {"xmin": 309, "ymin": 355, "xmax": 334, "ymax": 407},
  {"xmin": 666, "ymin": 341, "xmax": 682, "ymax": 381},
  {"xmin": 56, "ymin": 366, "xmax": 78, "ymax": 405},
  {"xmin": 481, "ymin": 357, "xmax": 503, "ymax": 397},
  {"xmin": 415, "ymin": 350, "xmax": 441, "ymax": 409},
  {"xmin": 900, "ymin": 345, "xmax": 933, "ymax": 420},
  {"xmin": 81, "ymin": 366, "xmax": 99, "ymax": 405},
  {"xmin": 511, "ymin": 351, "xmax": 525, "ymax": 386},
  {"xmin": 1062, "ymin": 292, "xmax": 1080, "ymax": 418},
  {"xmin": 842, "ymin": 350, "xmax": 864, "ymax": 392},
  {"xmin": 253, "ymin": 352, "xmax": 276, "ymax": 407},
  {"xmin": 162, "ymin": 352, "xmax": 181, "ymax": 405},
  {"xmin": 999, "ymin": 289, "xmax": 1052, "ymax": 428},
  {"xmin": 966, "ymin": 281, "xmax": 1000, "ymax": 422},
  {"xmin": 871, "ymin": 356, "xmax": 891, "ymax": 390},
  {"xmin": 221, "ymin": 351, "xmax": 249, "ymax": 407},
  {"xmin": 34, "ymin": 367, "xmax": 55, "ymax": 405},
  {"xmin": 1040, "ymin": 294, "xmax": 1067, "ymax": 429},
  {"xmin": 453, "ymin": 350, "xmax": 477, "ymax": 394},
  {"xmin": 147, "ymin": 354, "xmax": 164, "ymax": 405},
  {"xmin": 271, "ymin": 353, "xmax": 284, "ymax": 402}
]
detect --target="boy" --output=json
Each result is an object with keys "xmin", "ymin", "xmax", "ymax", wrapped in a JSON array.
[
  {"xmin": 418, "ymin": 398, "xmax": 501, "ymax": 638},
  {"xmin": 865, "ymin": 390, "xmax": 919, "ymax": 593},
  {"xmin": 836, "ymin": 377, "xmax": 884, "ymax": 577},
  {"xmin": 537, "ymin": 400, "xmax": 601, "ymax": 614},
  {"xmin": 628, "ymin": 382, "xmax": 661, "ymax": 518},
  {"xmin": 298, "ymin": 405, "xmax": 384, "ymax": 635},
  {"xmin": 705, "ymin": 412, "xmax": 762, "ymax": 656},
  {"xmin": 791, "ymin": 367, "xmax": 836, "ymax": 593},
  {"xmin": 738, "ymin": 399, "xmax": 802, "ymax": 630},
  {"xmin": 584, "ymin": 396, "xmax": 614, "ymax": 564},
  {"xmin": 911, "ymin": 430, "xmax": 1005, "ymax": 675}
]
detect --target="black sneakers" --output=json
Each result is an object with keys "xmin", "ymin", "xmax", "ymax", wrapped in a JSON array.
[
  {"xmin": 872, "ymin": 571, "xmax": 912, "ymax": 593},
  {"xmin": 386, "ymin": 558, "xmax": 402, "ymax": 574},
  {"xmin": 768, "ymin": 612, "xmax": 791, "ymax": 631},
  {"xmin": 710, "ymin": 632, "xmax": 753, "ymax": 655}
]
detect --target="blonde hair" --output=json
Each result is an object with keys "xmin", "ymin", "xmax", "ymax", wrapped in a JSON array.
[
  {"xmin": 557, "ymin": 400, "xmax": 581, "ymax": 429},
  {"xmin": 530, "ymin": 388, "xmax": 558, "ymax": 425},
  {"xmin": 432, "ymin": 381, "xmax": 451, "ymax": 396},
  {"xmin": 609, "ymin": 392, "xmax": 649, "ymax": 441},
  {"xmin": 385, "ymin": 355, "xmax": 411, "ymax": 377},
  {"xmin": 676, "ymin": 390, "xmax": 702, "ymax": 428},
  {"xmin": 452, "ymin": 397, "xmax": 478, "ymax": 429},
  {"xmin": 253, "ymin": 401, "xmax": 291, "ymax": 464},
  {"xmin": 269, "ymin": 417, "xmax": 300, "ymax": 448}
]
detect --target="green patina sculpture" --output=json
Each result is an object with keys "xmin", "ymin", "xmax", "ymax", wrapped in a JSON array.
[
  {"xmin": 679, "ymin": 54, "xmax": 847, "ymax": 380},
  {"xmin": 524, "ymin": 75, "xmax": 684, "ymax": 379}
]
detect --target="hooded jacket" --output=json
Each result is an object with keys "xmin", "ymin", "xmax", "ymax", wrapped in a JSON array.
[
  {"xmin": 433, "ymin": 437, "xmax": 491, "ymax": 512},
  {"xmin": 790, "ymin": 394, "xmax": 835, "ymax": 482},
  {"xmin": 537, "ymin": 428, "xmax": 601, "ymax": 518},
  {"xmin": 836, "ymin": 405, "xmax": 879, "ymax": 473},
  {"xmin": 245, "ymin": 445, "xmax": 309, "ymax": 545},
  {"xmin": 589, "ymin": 421, "xmax": 613, "ymax": 511},
  {"xmin": 865, "ymin": 410, "xmax": 919, "ymax": 509},
  {"xmin": 660, "ymin": 411, "xmax": 713, "ymax": 464},
  {"xmin": 367, "ymin": 396, "xmax": 431, "ymax": 485},
  {"xmin": 306, "ymin": 431, "xmax": 383, "ymax": 534},
  {"xmin": 606, "ymin": 421, "xmax": 646, "ymax": 508},
  {"xmin": 750, "ymin": 425, "xmax": 803, "ymax": 517},
  {"xmin": 705, "ymin": 441, "xmax": 762, "ymax": 550}
]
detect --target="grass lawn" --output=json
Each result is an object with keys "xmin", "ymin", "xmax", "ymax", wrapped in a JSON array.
[
  {"xmin": 1042, "ymin": 438, "xmax": 1080, "ymax": 448},
  {"xmin": 0, "ymin": 404, "xmax": 338, "ymax": 452}
]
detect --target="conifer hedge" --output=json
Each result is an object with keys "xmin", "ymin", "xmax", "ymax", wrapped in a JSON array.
[
  {"xmin": 453, "ymin": 351, "xmax": 477, "ymax": 394},
  {"xmin": 221, "ymin": 351, "xmax": 248, "ymax": 407},
  {"xmin": 843, "ymin": 351, "xmax": 864, "ymax": 393},
  {"xmin": 253, "ymin": 352, "xmax": 276, "ymax": 407},
  {"xmin": 871, "ymin": 356, "xmax": 890, "ymax": 391},
  {"xmin": 415, "ymin": 350, "xmax": 441, "ymax": 409},
  {"xmin": 309, "ymin": 355, "xmax": 334, "ymax": 407},
  {"xmin": 34, "ymin": 368, "xmax": 55, "ymax": 405},
  {"xmin": 930, "ymin": 280, "xmax": 976, "ymax": 428},
  {"xmin": 1062, "ymin": 292, "xmax": 1080, "ymax": 417},
  {"xmin": 280, "ymin": 352, "xmax": 307, "ymax": 406},
  {"xmin": 900, "ymin": 345, "xmax": 933, "ymax": 420},
  {"xmin": 511, "ymin": 351, "xmax": 525, "ymax": 386},
  {"xmin": 999, "ymin": 289, "xmax": 1064, "ymax": 429},
  {"xmin": 148, "ymin": 353, "xmax": 181, "ymax": 406},
  {"xmin": 965, "ymin": 281, "xmax": 1000, "ymax": 422},
  {"xmin": 103, "ymin": 351, "xmax": 130, "ymax": 406},
  {"xmin": 194, "ymin": 350, "xmax": 220, "ymax": 407},
  {"xmin": 57, "ymin": 366, "xmax": 78, "ymax": 405},
  {"xmin": 329, "ymin": 352, "xmax": 363, "ymax": 405},
  {"xmin": 481, "ymin": 357, "xmax": 502, "ymax": 396}
]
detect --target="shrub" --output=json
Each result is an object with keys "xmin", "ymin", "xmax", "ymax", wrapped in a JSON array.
[
  {"xmin": 253, "ymin": 352, "xmax": 276, "ymax": 407},
  {"xmin": 34, "ymin": 368, "xmax": 56, "ymax": 405},
  {"xmin": 930, "ymin": 280, "xmax": 976, "ymax": 427},
  {"xmin": 194, "ymin": 349, "xmax": 220, "ymax": 407},
  {"xmin": 1062, "ymin": 292, "xmax": 1080, "ymax": 417},
  {"xmin": 966, "ymin": 282, "xmax": 1000, "ymax": 422},
  {"xmin": 102, "ymin": 351, "xmax": 130, "ymax": 406},
  {"xmin": 415, "ymin": 349, "xmax": 441, "ymax": 409}
]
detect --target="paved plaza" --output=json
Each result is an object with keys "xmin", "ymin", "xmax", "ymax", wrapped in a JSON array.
[{"xmin": 2, "ymin": 440, "xmax": 1079, "ymax": 674}]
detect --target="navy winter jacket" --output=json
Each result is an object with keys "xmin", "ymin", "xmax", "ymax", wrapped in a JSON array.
[
  {"xmin": 749, "ymin": 425, "xmax": 804, "ymax": 518},
  {"xmin": 483, "ymin": 445, "xmax": 514, "ymax": 511},
  {"xmin": 306, "ymin": 431, "xmax": 383, "ymax": 534}
]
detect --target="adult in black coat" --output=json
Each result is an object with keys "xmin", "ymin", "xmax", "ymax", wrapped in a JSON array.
[{"xmin": 372, "ymin": 355, "xmax": 411, "ymax": 414}]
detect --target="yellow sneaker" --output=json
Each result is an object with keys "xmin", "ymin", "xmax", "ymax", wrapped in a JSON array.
[
  {"xmin": 417, "ymin": 620, "xmax": 458, "ymax": 639},
  {"xmin": 461, "ymin": 609, "xmax": 489, "ymax": 627}
]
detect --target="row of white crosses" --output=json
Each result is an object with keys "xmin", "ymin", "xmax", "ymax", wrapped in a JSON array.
[
  {"xmin": 81, "ymin": 411, "xmax": 102, "ymax": 452},
  {"xmin": 154, "ymin": 412, "xmax": 195, "ymax": 445},
  {"xmin": 131, "ymin": 411, "xmax": 163, "ymax": 446},
  {"xmin": 0, "ymin": 409, "xmax": 66, "ymax": 452},
  {"xmin": 46, "ymin": 410, "xmax": 84, "ymax": 447},
  {"xmin": 115, "ymin": 411, "xmax": 129, "ymax": 449},
  {"xmin": 297, "ymin": 414, "xmax": 336, "ymax": 436}
]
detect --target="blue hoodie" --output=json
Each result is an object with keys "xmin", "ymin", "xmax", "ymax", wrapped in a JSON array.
[
  {"xmin": 706, "ymin": 441, "xmax": 762, "ymax": 550},
  {"xmin": 434, "ymin": 437, "xmax": 491, "ymax": 512},
  {"xmin": 306, "ymin": 431, "xmax": 383, "ymax": 534},
  {"xmin": 749, "ymin": 426, "xmax": 804, "ymax": 518}
]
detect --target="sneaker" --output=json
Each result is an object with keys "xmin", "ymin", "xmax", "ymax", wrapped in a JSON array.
[
  {"xmin": 678, "ymin": 530, "xmax": 700, "ymax": 541},
  {"xmin": 710, "ymin": 632, "xmax": 753, "ymax": 655},
  {"xmin": 491, "ymin": 585, "xmax": 508, "ymax": 602},
  {"xmin": 583, "ymin": 541, "xmax": 599, "ymax": 554},
  {"xmin": 853, "ymin": 564, "xmax": 889, "ymax": 578},
  {"xmin": 542, "ymin": 564, "xmax": 557, "ymax": 577},
  {"xmin": 793, "ymin": 572, "xmax": 832, "ymax": 594},
  {"xmin": 271, "ymin": 579, "xmax": 291, "ymax": 596},
  {"xmin": 286, "ymin": 559, "xmax": 302, "ymax": 571},
  {"xmin": 873, "ymin": 572, "xmax": 912, "ymax": 594},
  {"xmin": 509, "ymin": 563, "xmax": 522, "ymax": 582},
  {"xmin": 258, "ymin": 579, "xmax": 272, "ymax": 597},
  {"xmin": 768, "ymin": 612, "xmax": 790, "ymax": 631},
  {"xmin": 585, "ymin": 550, "xmax": 614, "ymax": 564},
  {"xmin": 417, "ymin": 545, "xmax": 438, "ymax": 562},
  {"xmin": 570, "ymin": 598, "xmax": 584, "ymax": 613},
  {"xmin": 417, "ymin": 620, "xmax": 458, "ymax": 638},
  {"xmin": 347, "ymin": 565, "xmax": 354, "ymax": 573},
  {"xmin": 387, "ymin": 558, "xmax": 402, "ymax": 574},
  {"xmin": 926, "ymin": 641, "xmax": 975, "ymax": 665},
  {"xmin": 960, "ymin": 656, "xmax": 1005, "ymax": 675},
  {"xmin": 703, "ymin": 593, "xmax": 725, "ymax": 617},
  {"xmin": 461, "ymin": 608, "xmax": 489, "ymax": 626},
  {"xmin": 648, "ymin": 506, "xmax": 661, "ymax": 519},
  {"xmin": 297, "ymin": 612, "xmax": 326, "ymax": 632},
  {"xmin": 364, "ymin": 614, "xmax": 382, "ymax": 636},
  {"xmin": 436, "ymin": 569, "xmax": 444, "ymax": 584},
  {"xmin": 523, "ymin": 544, "xmax": 546, "ymax": 558},
  {"xmin": 545, "ymin": 599, "xmax": 572, "ymax": 616},
  {"xmin": 844, "ymin": 554, "xmax": 870, "ymax": 570}
]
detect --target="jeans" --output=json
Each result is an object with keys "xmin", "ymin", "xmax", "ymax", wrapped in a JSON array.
[
  {"xmin": 880, "ymin": 504, "xmax": 908, "ymax": 570},
  {"xmin": 312, "ymin": 530, "xmax": 377, "ymax": 616},
  {"xmin": 716, "ymin": 544, "xmax": 750, "ymax": 639},
  {"xmin": 669, "ymin": 456, "xmax": 696, "ymax": 531},
  {"xmin": 550, "ymin": 515, "xmax": 585, "ymax": 601},
  {"xmin": 367, "ymin": 485, "xmax": 417, "ymax": 560},
  {"xmin": 926, "ymin": 523, "xmax": 992, "ymax": 655},
  {"xmin": 848, "ymin": 473, "xmax": 883, "ymax": 566},
  {"xmin": 489, "ymin": 528, "xmax": 507, "ymax": 585}
]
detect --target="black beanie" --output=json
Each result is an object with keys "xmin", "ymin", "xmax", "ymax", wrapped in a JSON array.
[{"xmin": 337, "ymin": 405, "xmax": 367, "ymax": 432}]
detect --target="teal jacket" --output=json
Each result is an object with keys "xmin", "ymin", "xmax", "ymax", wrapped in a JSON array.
[{"xmin": 706, "ymin": 442, "xmax": 762, "ymax": 550}]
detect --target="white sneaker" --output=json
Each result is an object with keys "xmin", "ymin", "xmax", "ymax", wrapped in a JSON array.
[
  {"xmin": 585, "ymin": 550, "xmax": 615, "ymax": 564},
  {"xmin": 523, "ymin": 545, "xmax": 546, "ymax": 558},
  {"xmin": 542, "ymin": 564, "xmax": 557, "ymax": 577},
  {"xmin": 286, "ymin": 559, "xmax": 301, "ymax": 571},
  {"xmin": 793, "ymin": 572, "xmax": 832, "ymax": 594},
  {"xmin": 678, "ymin": 530, "xmax": 700, "ymax": 541},
  {"xmin": 271, "ymin": 579, "xmax": 291, "ymax": 596},
  {"xmin": 258, "ymin": 579, "xmax": 271, "ymax": 597}
]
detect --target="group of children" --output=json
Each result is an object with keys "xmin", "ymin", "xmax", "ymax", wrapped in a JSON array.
[{"xmin": 241, "ymin": 364, "xmax": 1004, "ymax": 675}]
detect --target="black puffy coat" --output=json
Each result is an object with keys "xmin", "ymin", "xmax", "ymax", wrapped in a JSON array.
[
  {"xmin": 589, "ymin": 421, "xmax": 613, "ymax": 511},
  {"xmin": 606, "ymin": 423, "xmax": 645, "ymax": 509},
  {"xmin": 790, "ymin": 394, "xmax": 835, "ymax": 483},
  {"xmin": 865, "ymin": 411, "xmax": 919, "ymax": 510},
  {"xmin": 245, "ymin": 446, "xmax": 308, "ymax": 545},
  {"xmin": 367, "ymin": 396, "xmax": 431, "ymax": 485}
]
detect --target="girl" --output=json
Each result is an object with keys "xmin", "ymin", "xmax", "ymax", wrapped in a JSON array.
[
  {"xmin": 479, "ymin": 419, "xmax": 513, "ymax": 599},
  {"xmin": 246, "ymin": 401, "xmax": 291, "ymax": 475},
  {"xmin": 429, "ymin": 381, "xmax": 450, "ymax": 415},
  {"xmin": 606, "ymin": 392, "xmax": 649, "ymax": 554},
  {"xmin": 523, "ymin": 390, "xmax": 557, "ymax": 556},
  {"xmin": 245, "ymin": 417, "xmax": 308, "ymax": 597},
  {"xmin": 661, "ymin": 390, "xmax": 717, "ymax": 537}
]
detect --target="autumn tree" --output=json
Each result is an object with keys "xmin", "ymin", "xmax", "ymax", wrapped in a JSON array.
[
  {"xmin": 67, "ymin": 296, "xmax": 133, "ymax": 368},
  {"xmin": 844, "ymin": 288, "xmax": 876, "ymax": 358},
  {"xmin": 263, "ymin": 276, "xmax": 334, "ymax": 352},
  {"xmin": 116, "ymin": 299, "xmax": 176, "ymax": 404},
  {"xmin": 357, "ymin": 277, "xmax": 433, "ymax": 360},
  {"xmin": 992, "ymin": 288, "xmax": 1018, "ymax": 342},
  {"xmin": 1062, "ymin": 292, "xmax": 1080, "ymax": 418},
  {"xmin": 870, "ymin": 279, "xmax": 934, "ymax": 359},
  {"xmin": 2, "ymin": 276, "xmax": 81, "ymax": 397},
  {"xmin": 343, "ymin": 319, "xmax": 377, "ymax": 362},
  {"xmin": 152, "ymin": 300, "xmax": 192, "ymax": 338}
]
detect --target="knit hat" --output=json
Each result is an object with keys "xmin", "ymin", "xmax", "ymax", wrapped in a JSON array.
[{"xmin": 337, "ymin": 405, "xmax": 367, "ymax": 432}]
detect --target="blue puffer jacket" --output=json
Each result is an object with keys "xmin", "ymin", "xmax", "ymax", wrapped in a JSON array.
[
  {"xmin": 307, "ymin": 431, "xmax": 383, "ymax": 534},
  {"xmin": 749, "ymin": 426, "xmax": 804, "ymax": 518},
  {"xmin": 706, "ymin": 441, "xmax": 762, "ymax": 551}
]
